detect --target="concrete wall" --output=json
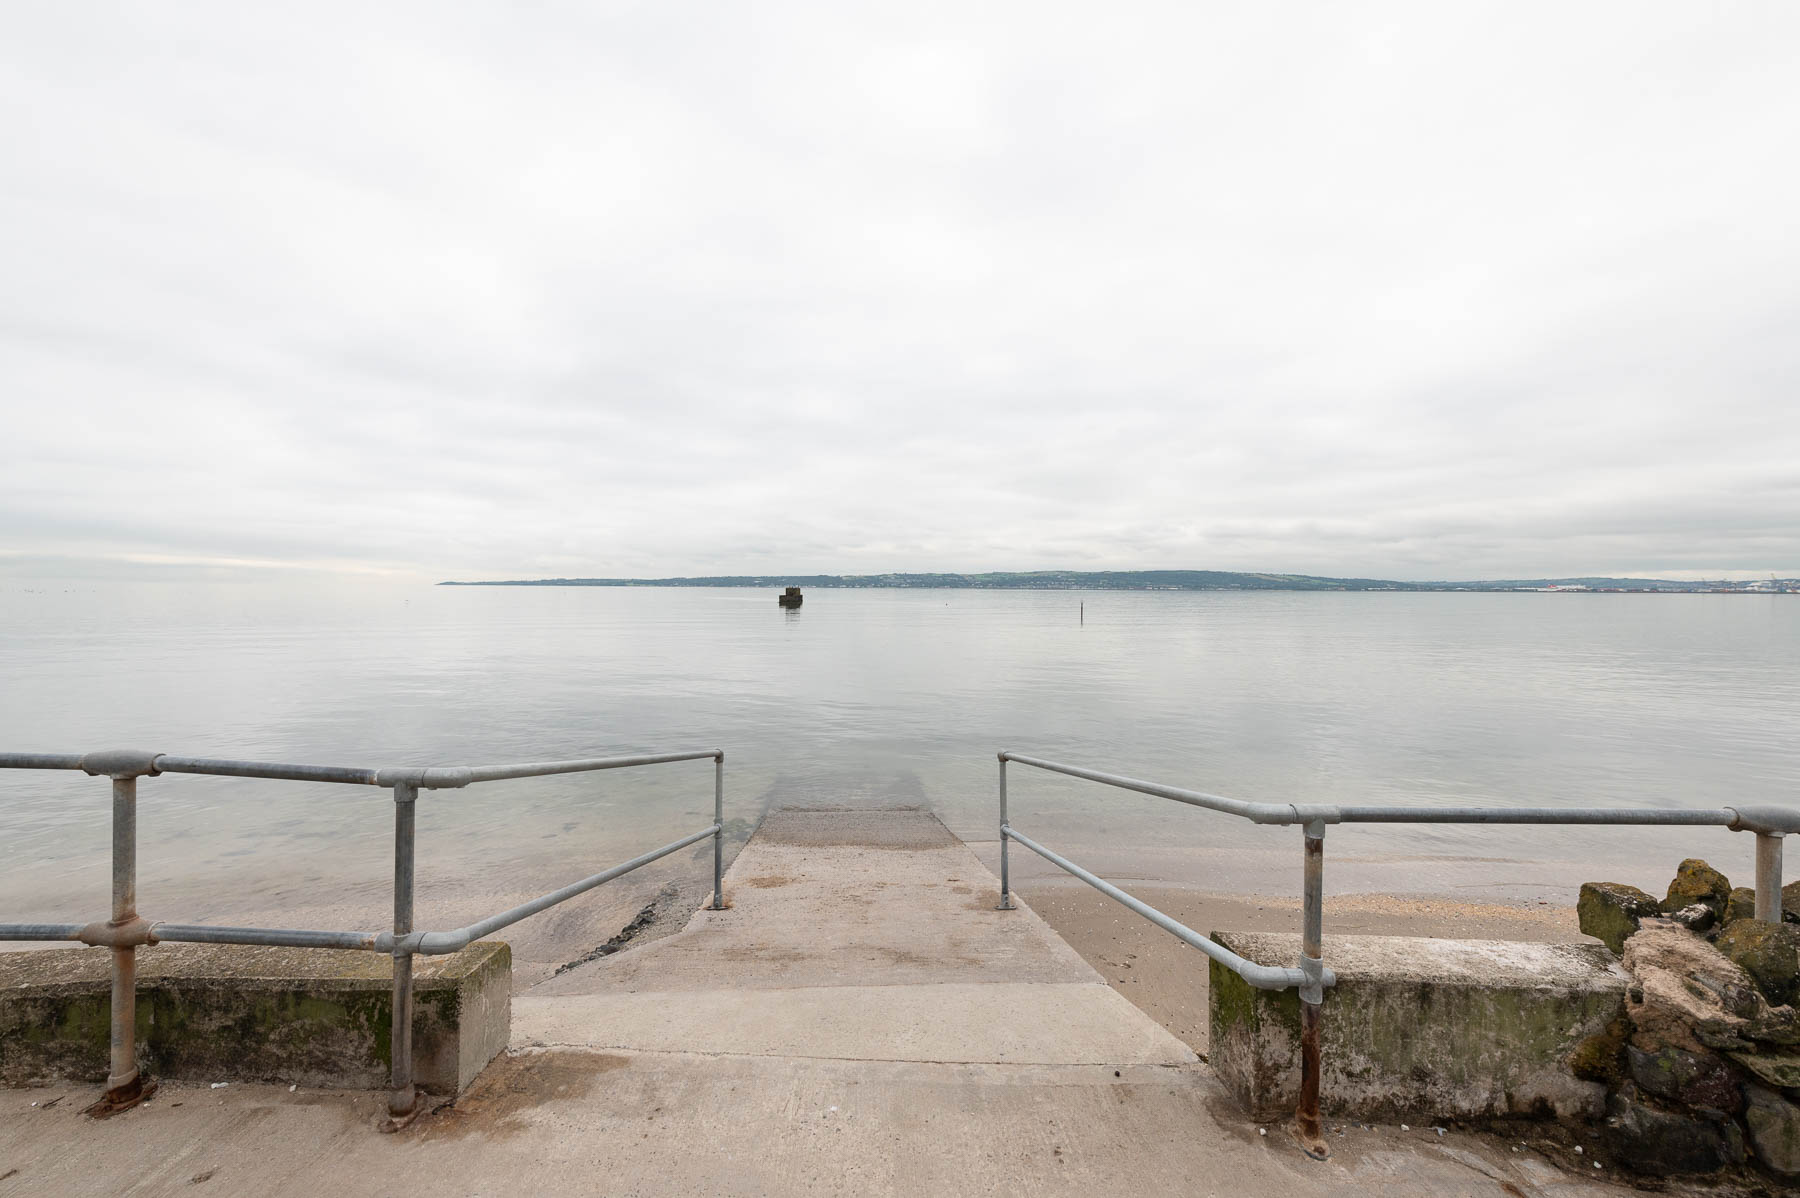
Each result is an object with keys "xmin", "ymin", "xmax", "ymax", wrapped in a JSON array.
[
  {"xmin": 1209, "ymin": 933, "xmax": 1625, "ymax": 1123},
  {"xmin": 0, "ymin": 941, "xmax": 510, "ymax": 1094}
]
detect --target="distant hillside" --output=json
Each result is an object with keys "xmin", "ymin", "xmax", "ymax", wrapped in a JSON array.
[
  {"xmin": 440, "ymin": 571, "xmax": 1797, "ymax": 593},
  {"xmin": 442, "ymin": 570, "xmax": 1416, "ymax": 590}
]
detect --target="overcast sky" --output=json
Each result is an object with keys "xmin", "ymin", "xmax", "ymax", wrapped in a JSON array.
[{"xmin": 4, "ymin": 3, "xmax": 1797, "ymax": 583}]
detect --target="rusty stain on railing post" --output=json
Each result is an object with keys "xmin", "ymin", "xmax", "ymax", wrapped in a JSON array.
[
  {"xmin": 1294, "ymin": 820, "xmax": 1329, "ymax": 1160},
  {"xmin": 72, "ymin": 751, "xmax": 167, "ymax": 1118},
  {"xmin": 384, "ymin": 780, "xmax": 419, "ymax": 1130},
  {"xmin": 102, "ymin": 775, "xmax": 149, "ymax": 1110}
]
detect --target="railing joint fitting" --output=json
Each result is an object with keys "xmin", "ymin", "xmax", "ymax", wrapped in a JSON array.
[
  {"xmin": 79, "ymin": 750, "xmax": 163, "ymax": 779},
  {"xmin": 77, "ymin": 915, "xmax": 156, "ymax": 948},
  {"xmin": 1726, "ymin": 806, "xmax": 1800, "ymax": 836},
  {"xmin": 1297, "ymin": 954, "xmax": 1332, "ymax": 1003}
]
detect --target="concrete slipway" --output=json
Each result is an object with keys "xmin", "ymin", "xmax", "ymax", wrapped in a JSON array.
[{"xmin": 0, "ymin": 808, "xmax": 1620, "ymax": 1196}]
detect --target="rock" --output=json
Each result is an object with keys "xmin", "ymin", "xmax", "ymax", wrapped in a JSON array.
[
  {"xmin": 1623, "ymin": 922, "xmax": 1765, "ymax": 1053},
  {"xmin": 1602, "ymin": 1089, "xmax": 1744, "ymax": 1175},
  {"xmin": 1744, "ymin": 1083, "xmax": 1800, "ymax": 1177},
  {"xmin": 1626, "ymin": 1044, "xmax": 1743, "ymax": 1113},
  {"xmin": 1569, "ymin": 1015, "xmax": 1630, "ymax": 1084},
  {"xmin": 1579, "ymin": 882, "xmax": 1661, "ymax": 955},
  {"xmin": 1714, "ymin": 919, "xmax": 1800, "ymax": 1008},
  {"xmin": 1669, "ymin": 903, "xmax": 1716, "ymax": 933},
  {"xmin": 1664, "ymin": 859, "xmax": 1731, "ymax": 920},
  {"xmin": 1725, "ymin": 887, "xmax": 1758, "ymax": 925},
  {"xmin": 1748, "ymin": 1004, "xmax": 1800, "ymax": 1047},
  {"xmin": 1730, "ymin": 1051, "xmax": 1800, "ymax": 1089},
  {"xmin": 1784, "ymin": 879, "xmax": 1800, "ymax": 925}
]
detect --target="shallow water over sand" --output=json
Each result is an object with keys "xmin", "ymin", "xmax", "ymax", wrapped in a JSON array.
[{"xmin": 2, "ymin": 580, "xmax": 1796, "ymax": 952}]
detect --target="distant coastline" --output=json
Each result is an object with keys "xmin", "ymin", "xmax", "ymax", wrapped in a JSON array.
[{"xmin": 439, "ymin": 570, "xmax": 1800, "ymax": 594}]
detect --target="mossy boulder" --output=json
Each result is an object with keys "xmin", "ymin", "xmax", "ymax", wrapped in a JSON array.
[
  {"xmin": 1579, "ymin": 882, "xmax": 1660, "ymax": 955},
  {"xmin": 1663, "ymin": 859, "xmax": 1731, "ymax": 920},
  {"xmin": 1744, "ymin": 1084, "xmax": 1800, "ymax": 1177},
  {"xmin": 1601, "ymin": 1088, "xmax": 1744, "ymax": 1176},
  {"xmin": 1724, "ymin": 887, "xmax": 1758, "ymax": 926},
  {"xmin": 1730, "ymin": 1050, "xmax": 1800, "ymax": 1089},
  {"xmin": 1749, "ymin": 1003, "xmax": 1800, "ymax": 1046},
  {"xmin": 1626, "ymin": 1044, "xmax": 1742, "ymax": 1113},
  {"xmin": 1713, "ymin": 919, "xmax": 1800, "ymax": 1008},
  {"xmin": 1785, "ymin": 879, "xmax": 1800, "ymax": 925},
  {"xmin": 1569, "ymin": 1014, "xmax": 1630, "ymax": 1084}
]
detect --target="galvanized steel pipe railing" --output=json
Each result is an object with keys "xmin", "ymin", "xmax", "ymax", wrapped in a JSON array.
[
  {"xmin": 0, "ymin": 746, "xmax": 727, "ymax": 1126},
  {"xmin": 994, "ymin": 750, "xmax": 1796, "ymax": 1161}
]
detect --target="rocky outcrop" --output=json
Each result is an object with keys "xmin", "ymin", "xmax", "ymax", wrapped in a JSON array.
[{"xmin": 1580, "ymin": 858, "xmax": 1800, "ymax": 1185}]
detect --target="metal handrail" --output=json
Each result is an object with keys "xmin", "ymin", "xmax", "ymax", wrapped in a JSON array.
[
  {"xmin": 994, "ymin": 750, "xmax": 1794, "ymax": 1159},
  {"xmin": 0, "ymin": 747, "xmax": 727, "ymax": 1125}
]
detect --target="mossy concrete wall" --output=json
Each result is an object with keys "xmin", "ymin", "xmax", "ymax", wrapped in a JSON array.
[
  {"xmin": 0, "ymin": 941, "xmax": 509, "ymax": 1094},
  {"xmin": 1209, "ymin": 933, "xmax": 1625, "ymax": 1124}
]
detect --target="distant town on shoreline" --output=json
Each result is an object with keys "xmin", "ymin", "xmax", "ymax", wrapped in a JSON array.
[{"xmin": 441, "ymin": 571, "xmax": 1800, "ymax": 594}]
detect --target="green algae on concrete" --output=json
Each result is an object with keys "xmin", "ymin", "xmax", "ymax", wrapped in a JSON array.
[
  {"xmin": 0, "ymin": 941, "xmax": 509, "ymax": 1094},
  {"xmin": 1567, "ymin": 1013, "xmax": 1630, "ymax": 1085},
  {"xmin": 1208, "ymin": 932, "xmax": 1626, "ymax": 1124}
]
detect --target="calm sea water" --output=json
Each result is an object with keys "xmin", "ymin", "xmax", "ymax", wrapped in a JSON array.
[{"xmin": 3, "ymin": 581, "xmax": 1797, "ymax": 936}]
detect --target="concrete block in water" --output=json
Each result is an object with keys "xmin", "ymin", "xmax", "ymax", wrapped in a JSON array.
[
  {"xmin": 1208, "ymin": 933, "xmax": 1625, "ymax": 1123},
  {"xmin": 0, "ymin": 941, "xmax": 509, "ymax": 1094}
]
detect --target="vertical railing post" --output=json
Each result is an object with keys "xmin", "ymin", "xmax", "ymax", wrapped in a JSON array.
[
  {"xmin": 1294, "ymin": 819, "xmax": 1329, "ymax": 1160},
  {"xmin": 708, "ymin": 752, "xmax": 725, "ymax": 910},
  {"xmin": 104, "ymin": 775, "xmax": 145, "ymax": 1107},
  {"xmin": 996, "ymin": 754, "xmax": 1015, "ymax": 910},
  {"xmin": 1754, "ymin": 832, "xmax": 1785, "ymax": 923},
  {"xmin": 387, "ymin": 780, "xmax": 418, "ymax": 1125}
]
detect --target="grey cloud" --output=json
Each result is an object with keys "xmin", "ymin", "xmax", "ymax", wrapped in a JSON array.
[{"xmin": 3, "ymin": 2, "xmax": 1798, "ymax": 582}]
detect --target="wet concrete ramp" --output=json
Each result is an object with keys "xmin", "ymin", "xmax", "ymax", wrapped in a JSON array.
[{"xmin": 520, "ymin": 806, "xmax": 1187, "ymax": 1064}]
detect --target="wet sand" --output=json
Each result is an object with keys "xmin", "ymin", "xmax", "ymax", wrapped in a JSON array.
[{"xmin": 1016, "ymin": 878, "xmax": 1587, "ymax": 1053}]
